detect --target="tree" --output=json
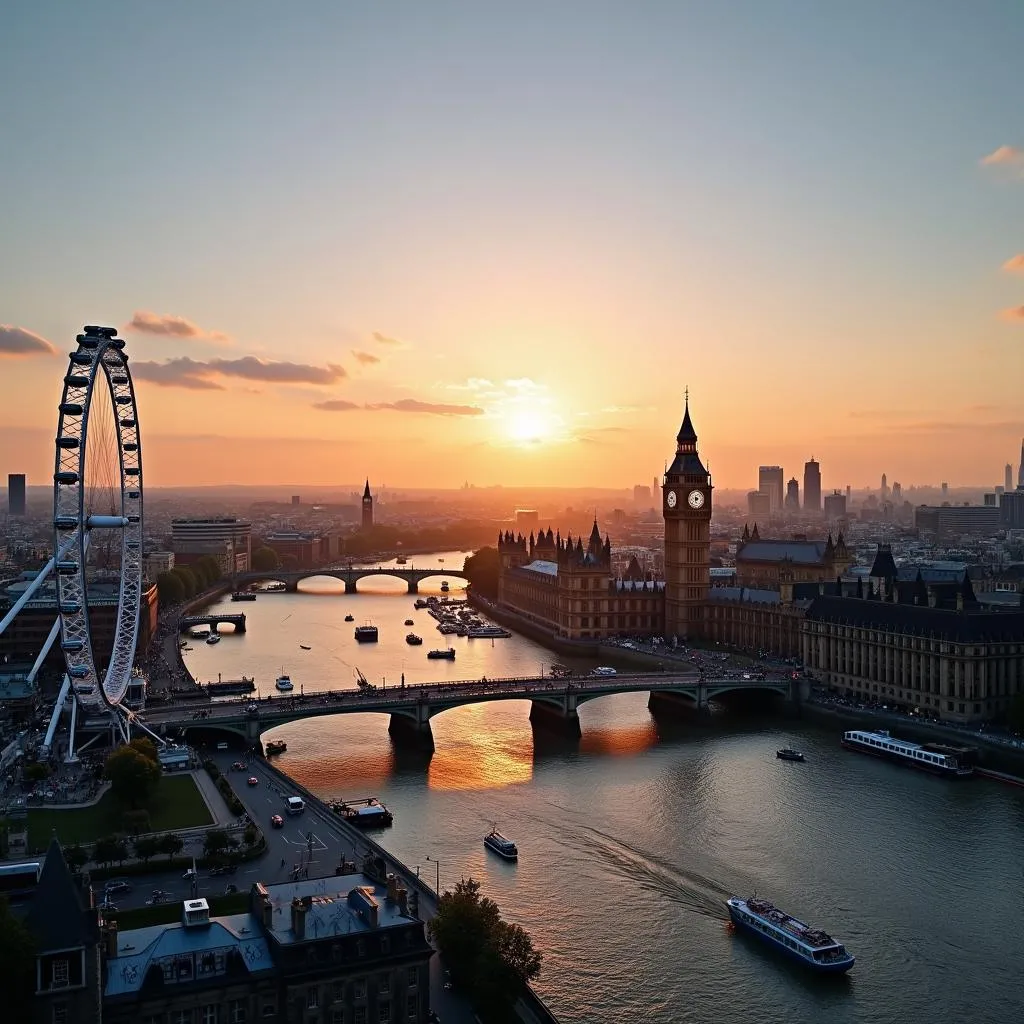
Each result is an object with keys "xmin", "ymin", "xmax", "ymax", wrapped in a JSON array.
[
  {"xmin": 195, "ymin": 555, "xmax": 222, "ymax": 585},
  {"xmin": 203, "ymin": 829, "xmax": 230, "ymax": 859},
  {"xmin": 251, "ymin": 546, "xmax": 280, "ymax": 572},
  {"xmin": 428, "ymin": 877, "xmax": 541, "ymax": 1020},
  {"xmin": 156, "ymin": 570, "xmax": 185, "ymax": 606},
  {"xmin": 104, "ymin": 745, "xmax": 161, "ymax": 808},
  {"xmin": 129, "ymin": 737, "xmax": 159, "ymax": 765},
  {"xmin": 64, "ymin": 844, "xmax": 89, "ymax": 873},
  {"xmin": 463, "ymin": 546, "xmax": 500, "ymax": 600},
  {"xmin": 243, "ymin": 824, "xmax": 259, "ymax": 848},
  {"xmin": 0, "ymin": 896, "xmax": 35, "ymax": 1020},
  {"xmin": 93, "ymin": 834, "xmax": 127, "ymax": 868},
  {"xmin": 23, "ymin": 762, "xmax": 50, "ymax": 783},
  {"xmin": 133, "ymin": 836, "xmax": 160, "ymax": 865},
  {"xmin": 171, "ymin": 566, "xmax": 197, "ymax": 599},
  {"xmin": 122, "ymin": 809, "xmax": 151, "ymax": 836},
  {"xmin": 280, "ymin": 553, "xmax": 299, "ymax": 570},
  {"xmin": 158, "ymin": 832, "xmax": 184, "ymax": 862}
]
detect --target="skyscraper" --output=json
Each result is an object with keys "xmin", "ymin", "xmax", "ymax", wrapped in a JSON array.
[
  {"xmin": 785, "ymin": 477, "xmax": 800, "ymax": 510},
  {"xmin": 361, "ymin": 480, "xmax": 374, "ymax": 531},
  {"xmin": 803, "ymin": 458, "xmax": 821, "ymax": 512},
  {"xmin": 1019, "ymin": 439, "xmax": 1024, "ymax": 488},
  {"xmin": 7, "ymin": 473, "xmax": 25, "ymax": 516},
  {"xmin": 880, "ymin": 473, "xmax": 888, "ymax": 501},
  {"xmin": 1005, "ymin": 464, "xmax": 1014, "ymax": 493},
  {"xmin": 758, "ymin": 466, "xmax": 784, "ymax": 513}
]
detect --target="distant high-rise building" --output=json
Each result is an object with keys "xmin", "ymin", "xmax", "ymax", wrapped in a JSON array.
[
  {"xmin": 880, "ymin": 473, "xmax": 888, "ymax": 501},
  {"xmin": 652, "ymin": 476, "xmax": 660, "ymax": 506},
  {"xmin": 633, "ymin": 484, "xmax": 652, "ymax": 504},
  {"xmin": 984, "ymin": 493, "xmax": 998, "ymax": 507},
  {"xmin": 941, "ymin": 482, "xmax": 949, "ymax": 499},
  {"xmin": 823, "ymin": 490, "xmax": 847, "ymax": 520},
  {"xmin": 785, "ymin": 477, "xmax": 800, "ymax": 510},
  {"xmin": 291, "ymin": 494, "xmax": 300, "ymax": 505},
  {"xmin": 758, "ymin": 466, "xmax": 784, "ymax": 513},
  {"xmin": 361, "ymin": 480, "xmax": 374, "ymax": 530},
  {"xmin": 892, "ymin": 481, "xmax": 902, "ymax": 502},
  {"xmin": 845, "ymin": 484, "xmax": 851, "ymax": 503},
  {"xmin": 1019, "ymin": 439, "xmax": 1024, "ymax": 487},
  {"xmin": 7, "ymin": 473, "xmax": 26, "ymax": 516},
  {"xmin": 748, "ymin": 490, "xmax": 772, "ymax": 517},
  {"xmin": 1006, "ymin": 464, "xmax": 1014, "ymax": 492},
  {"xmin": 515, "ymin": 509, "xmax": 539, "ymax": 528},
  {"xmin": 803, "ymin": 458, "xmax": 821, "ymax": 512},
  {"xmin": 1001, "ymin": 488, "xmax": 1024, "ymax": 529}
]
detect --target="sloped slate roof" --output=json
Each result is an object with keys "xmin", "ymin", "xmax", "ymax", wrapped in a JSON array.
[
  {"xmin": 738, "ymin": 540, "xmax": 828, "ymax": 565},
  {"xmin": 26, "ymin": 838, "xmax": 95, "ymax": 952}
]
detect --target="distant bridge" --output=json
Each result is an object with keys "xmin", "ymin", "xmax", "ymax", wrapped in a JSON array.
[
  {"xmin": 179, "ymin": 613, "xmax": 247, "ymax": 633},
  {"xmin": 142, "ymin": 671, "xmax": 800, "ymax": 750},
  {"xmin": 233, "ymin": 565, "xmax": 468, "ymax": 595}
]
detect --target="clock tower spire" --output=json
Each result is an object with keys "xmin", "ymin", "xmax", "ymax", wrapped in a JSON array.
[{"xmin": 663, "ymin": 390, "xmax": 712, "ymax": 640}]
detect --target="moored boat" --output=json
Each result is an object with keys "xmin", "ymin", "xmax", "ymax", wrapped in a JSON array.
[
  {"xmin": 841, "ymin": 729, "xmax": 974, "ymax": 777},
  {"xmin": 205, "ymin": 633, "xmax": 221, "ymax": 645},
  {"xmin": 331, "ymin": 797, "xmax": 393, "ymax": 828},
  {"xmin": 265, "ymin": 740, "xmax": 287, "ymax": 755},
  {"xmin": 427, "ymin": 647, "xmax": 456, "ymax": 660},
  {"xmin": 231, "ymin": 591, "xmax": 257, "ymax": 602},
  {"xmin": 406, "ymin": 633, "xmax": 423, "ymax": 645},
  {"xmin": 404, "ymin": 619, "xmax": 415, "ymax": 626},
  {"xmin": 484, "ymin": 827, "xmax": 518, "ymax": 861},
  {"xmin": 726, "ymin": 896, "xmax": 854, "ymax": 973},
  {"xmin": 344, "ymin": 614, "xmax": 354, "ymax": 622},
  {"xmin": 776, "ymin": 748, "xmax": 805, "ymax": 762},
  {"xmin": 355, "ymin": 624, "xmax": 379, "ymax": 642},
  {"xmin": 275, "ymin": 674, "xmax": 294, "ymax": 692}
]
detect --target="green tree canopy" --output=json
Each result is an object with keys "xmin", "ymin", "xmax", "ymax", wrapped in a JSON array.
[
  {"xmin": 170, "ymin": 566, "xmax": 198, "ymax": 599},
  {"xmin": 429, "ymin": 877, "xmax": 541, "ymax": 1021},
  {"xmin": 93, "ymin": 834, "xmax": 128, "ymax": 868},
  {"xmin": 463, "ymin": 546, "xmax": 500, "ymax": 600},
  {"xmin": 158, "ymin": 832, "xmax": 184, "ymax": 862},
  {"xmin": 104, "ymin": 745, "xmax": 161, "ymax": 808},
  {"xmin": 251, "ymin": 546, "xmax": 280, "ymax": 572},
  {"xmin": 0, "ymin": 895, "xmax": 35, "ymax": 1019},
  {"xmin": 128, "ymin": 737, "xmax": 159, "ymax": 765},
  {"xmin": 122, "ymin": 809, "xmax": 151, "ymax": 836},
  {"xmin": 133, "ymin": 836, "xmax": 160, "ymax": 864},
  {"xmin": 156, "ymin": 570, "xmax": 185, "ymax": 606},
  {"xmin": 203, "ymin": 829, "xmax": 229, "ymax": 859},
  {"xmin": 64, "ymin": 844, "xmax": 89, "ymax": 873}
]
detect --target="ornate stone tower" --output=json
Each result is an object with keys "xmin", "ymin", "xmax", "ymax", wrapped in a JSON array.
[
  {"xmin": 361, "ymin": 479, "xmax": 374, "ymax": 531},
  {"xmin": 663, "ymin": 392, "xmax": 712, "ymax": 640}
]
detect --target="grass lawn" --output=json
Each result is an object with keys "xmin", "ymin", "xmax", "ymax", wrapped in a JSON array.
[
  {"xmin": 27, "ymin": 774, "xmax": 212, "ymax": 850},
  {"xmin": 112, "ymin": 891, "xmax": 249, "ymax": 930}
]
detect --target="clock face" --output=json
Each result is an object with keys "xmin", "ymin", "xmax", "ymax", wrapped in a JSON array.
[
  {"xmin": 688, "ymin": 489, "xmax": 705, "ymax": 510},
  {"xmin": 666, "ymin": 490, "xmax": 677, "ymax": 509}
]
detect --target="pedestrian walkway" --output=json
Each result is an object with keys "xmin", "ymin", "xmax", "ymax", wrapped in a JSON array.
[{"xmin": 189, "ymin": 769, "xmax": 236, "ymax": 827}]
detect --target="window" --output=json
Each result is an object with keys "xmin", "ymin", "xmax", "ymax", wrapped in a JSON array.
[
  {"xmin": 354, "ymin": 978, "xmax": 366, "ymax": 999},
  {"xmin": 331, "ymin": 1013, "xmax": 345, "ymax": 1024},
  {"xmin": 230, "ymin": 1000, "xmax": 247, "ymax": 1024},
  {"xmin": 51, "ymin": 959, "xmax": 69, "ymax": 988},
  {"xmin": 307, "ymin": 988, "xmax": 320, "ymax": 1010},
  {"xmin": 380, "ymin": 936, "xmax": 390, "ymax": 954},
  {"xmin": 378, "ymin": 1007, "xmax": 391, "ymax": 1024},
  {"xmin": 172, "ymin": 1012, "xmax": 194, "ymax": 1024},
  {"xmin": 378, "ymin": 973, "xmax": 390, "ymax": 996},
  {"xmin": 52, "ymin": 1007, "xmax": 68, "ymax": 1024},
  {"xmin": 355, "ymin": 1011, "xmax": 367, "ymax": 1024},
  {"xmin": 406, "ymin": 995, "xmax": 418, "ymax": 1020},
  {"xmin": 332, "ymin": 981, "xmax": 344, "ymax": 1002},
  {"xmin": 202, "ymin": 1007, "xmax": 220, "ymax": 1024},
  {"xmin": 261, "ymin": 1001, "xmax": 277, "ymax": 1018}
]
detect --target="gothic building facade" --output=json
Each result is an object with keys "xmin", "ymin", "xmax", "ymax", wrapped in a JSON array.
[{"xmin": 361, "ymin": 480, "xmax": 374, "ymax": 531}]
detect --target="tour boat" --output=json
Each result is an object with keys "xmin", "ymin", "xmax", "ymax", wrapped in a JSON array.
[
  {"xmin": 231, "ymin": 591, "xmax": 256, "ymax": 602},
  {"xmin": 440, "ymin": 581, "xmax": 450, "ymax": 592},
  {"xmin": 275, "ymin": 674, "xmax": 294, "ymax": 692},
  {"xmin": 776, "ymin": 748, "xmax": 805, "ymax": 762},
  {"xmin": 466, "ymin": 626, "xmax": 512, "ymax": 639},
  {"xmin": 265, "ymin": 740, "xmax": 287, "ymax": 755},
  {"xmin": 841, "ymin": 729, "xmax": 974, "ymax": 777},
  {"xmin": 726, "ymin": 896, "xmax": 854, "ymax": 973},
  {"xmin": 427, "ymin": 648, "xmax": 456, "ymax": 660},
  {"xmin": 299, "ymin": 644, "xmax": 311, "ymax": 650},
  {"xmin": 205, "ymin": 633, "xmax": 221, "ymax": 645},
  {"xmin": 396, "ymin": 555, "xmax": 407, "ymax": 564},
  {"xmin": 344, "ymin": 614, "xmax": 354, "ymax": 622},
  {"xmin": 331, "ymin": 797, "xmax": 393, "ymax": 828},
  {"xmin": 484, "ymin": 828, "xmax": 518, "ymax": 862},
  {"xmin": 406, "ymin": 633, "xmax": 423, "ymax": 646},
  {"xmin": 404, "ymin": 619, "xmax": 415, "ymax": 626},
  {"xmin": 355, "ymin": 624, "xmax": 379, "ymax": 642}
]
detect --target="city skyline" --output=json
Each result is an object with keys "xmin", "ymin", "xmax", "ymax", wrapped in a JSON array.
[{"xmin": 2, "ymin": 3, "xmax": 1024, "ymax": 488}]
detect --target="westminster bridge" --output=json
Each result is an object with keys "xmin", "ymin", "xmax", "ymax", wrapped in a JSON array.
[
  {"xmin": 138, "ymin": 671, "xmax": 803, "ymax": 750},
  {"xmin": 232, "ymin": 565, "xmax": 469, "ymax": 594}
]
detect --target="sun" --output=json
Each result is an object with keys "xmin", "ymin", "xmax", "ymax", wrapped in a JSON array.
[{"xmin": 506, "ymin": 407, "xmax": 557, "ymax": 444}]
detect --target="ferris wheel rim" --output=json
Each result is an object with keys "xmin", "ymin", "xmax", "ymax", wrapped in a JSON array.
[{"xmin": 52, "ymin": 326, "xmax": 144, "ymax": 710}]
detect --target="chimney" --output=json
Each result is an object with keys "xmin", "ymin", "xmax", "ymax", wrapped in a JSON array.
[
  {"xmin": 290, "ymin": 897, "xmax": 308, "ymax": 940},
  {"xmin": 348, "ymin": 887, "xmax": 380, "ymax": 929},
  {"xmin": 956, "ymin": 590, "xmax": 964, "ymax": 611},
  {"xmin": 386, "ymin": 874, "xmax": 398, "ymax": 903},
  {"xmin": 102, "ymin": 921, "xmax": 118, "ymax": 959},
  {"xmin": 396, "ymin": 886, "xmax": 408, "ymax": 916}
]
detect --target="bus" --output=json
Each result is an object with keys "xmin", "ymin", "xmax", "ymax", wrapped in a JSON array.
[{"xmin": 0, "ymin": 861, "xmax": 41, "ymax": 897}]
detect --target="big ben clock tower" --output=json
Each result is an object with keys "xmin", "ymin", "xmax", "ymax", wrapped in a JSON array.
[{"xmin": 663, "ymin": 390, "xmax": 712, "ymax": 640}]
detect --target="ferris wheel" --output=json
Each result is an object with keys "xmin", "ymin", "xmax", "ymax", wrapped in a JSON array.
[{"xmin": 52, "ymin": 326, "xmax": 144, "ymax": 710}]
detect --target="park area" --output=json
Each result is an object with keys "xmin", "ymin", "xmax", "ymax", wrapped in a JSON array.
[{"xmin": 26, "ymin": 773, "xmax": 212, "ymax": 849}]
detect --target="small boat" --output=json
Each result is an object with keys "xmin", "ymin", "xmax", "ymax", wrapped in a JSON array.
[
  {"xmin": 396, "ymin": 555, "xmax": 408, "ymax": 565},
  {"xmin": 275, "ymin": 674, "xmax": 294, "ymax": 692},
  {"xmin": 344, "ymin": 614, "xmax": 354, "ymax": 622},
  {"xmin": 484, "ymin": 827, "xmax": 518, "ymax": 862},
  {"xmin": 777, "ymin": 748, "xmax": 805, "ymax": 762},
  {"xmin": 231, "ymin": 591, "xmax": 256, "ymax": 602},
  {"xmin": 179, "ymin": 639, "xmax": 188, "ymax": 648},
  {"xmin": 355, "ymin": 625, "xmax": 379, "ymax": 643},
  {"xmin": 427, "ymin": 648, "xmax": 456, "ymax": 660},
  {"xmin": 841, "ymin": 729, "xmax": 974, "ymax": 777},
  {"xmin": 205, "ymin": 633, "xmax": 221, "ymax": 645},
  {"xmin": 440, "ymin": 581, "xmax": 450, "ymax": 592},
  {"xmin": 404, "ymin": 619, "xmax": 415, "ymax": 626},
  {"xmin": 299, "ymin": 644, "xmax": 311, "ymax": 650},
  {"xmin": 466, "ymin": 626, "xmax": 512, "ymax": 639},
  {"xmin": 406, "ymin": 633, "xmax": 423, "ymax": 646},
  {"xmin": 265, "ymin": 740, "xmax": 287, "ymax": 755},
  {"xmin": 726, "ymin": 896, "xmax": 854, "ymax": 973},
  {"xmin": 331, "ymin": 797, "xmax": 393, "ymax": 828}
]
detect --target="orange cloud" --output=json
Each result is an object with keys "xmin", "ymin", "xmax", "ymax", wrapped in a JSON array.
[
  {"xmin": 1001, "ymin": 306, "xmax": 1024, "ymax": 322},
  {"xmin": 0, "ymin": 324, "xmax": 55, "ymax": 357},
  {"xmin": 372, "ymin": 331, "xmax": 405, "ymax": 346},
  {"xmin": 981, "ymin": 145, "xmax": 1024, "ymax": 166},
  {"xmin": 313, "ymin": 398, "xmax": 484, "ymax": 416},
  {"xmin": 1003, "ymin": 254, "xmax": 1024, "ymax": 273},
  {"xmin": 133, "ymin": 356, "xmax": 347, "ymax": 389},
  {"xmin": 352, "ymin": 350, "xmax": 381, "ymax": 365},
  {"xmin": 125, "ymin": 310, "xmax": 230, "ymax": 341}
]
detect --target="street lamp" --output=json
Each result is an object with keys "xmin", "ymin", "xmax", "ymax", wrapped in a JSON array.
[{"xmin": 425, "ymin": 855, "xmax": 440, "ymax": 895}]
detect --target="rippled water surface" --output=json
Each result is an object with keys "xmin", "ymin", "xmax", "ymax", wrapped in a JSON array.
[{"xmin": 183, "ymin": 554, "xmax": 1024, "ymax": 1024}]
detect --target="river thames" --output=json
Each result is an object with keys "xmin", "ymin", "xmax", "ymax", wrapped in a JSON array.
[{"xmin": 183, "ymin": 552, "xmax": 1022, "ymax": 1024}]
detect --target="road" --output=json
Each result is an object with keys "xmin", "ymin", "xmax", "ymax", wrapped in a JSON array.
[{"xmin": 105, "ymin": 751, "xmax": 478, "ymax": 1024}]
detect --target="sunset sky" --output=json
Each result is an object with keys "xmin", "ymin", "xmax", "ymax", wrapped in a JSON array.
[{"xmin": 2, "ymin": 2, "xmax": 1022, "ymax": 491}]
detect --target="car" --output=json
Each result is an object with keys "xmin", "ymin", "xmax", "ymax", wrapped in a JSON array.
[
  {"xmin": 98, "ymin": 900, "xmax": 118, "ymax": 913},
  {"xmin": 104, "ymin": 880, "xmax": 132, "ymax": 895},
  {"xmin": 231, "ymin": 761, "xmax": 247, "ymax": 771},
  {"xmin": 247, "ymin": 776, "xmax": 259, "ymax": 786},
  {"xmin": 270, "ymin": 814, "xmax": 284, "ymax": 828},
  {"xmin": 182, "ymin": 868, "xmax": 197, "ymax": 879}
]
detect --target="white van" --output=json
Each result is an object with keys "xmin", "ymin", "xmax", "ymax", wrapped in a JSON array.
[
  {"xmin": 286, "ymin": 796, "xmax": 305, "ymax": 815},
  {"xmin": 591, "ymin": 666, "xmax": 617, "ymax": 677}
]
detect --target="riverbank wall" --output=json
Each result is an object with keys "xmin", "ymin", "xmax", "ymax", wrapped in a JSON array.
[{"xmin": 258, "ymin": 757, "xmax": 562, "ymax": 1024}]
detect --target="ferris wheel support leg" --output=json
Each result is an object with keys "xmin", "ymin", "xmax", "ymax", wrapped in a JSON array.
[
  {"xmin": 65, "ymin": 694, "xmax": 79, "ymax": 763},
  {"xmin": 42, "ymin": 675, "xmax": 72, "ymax": 756},
  {"xmin": 27, "ymin": 618, "xmax": 63, "ymax": 685},
  {"xmin": 0, "ymin": 534, "xmax": 79, "ymax": 639}
]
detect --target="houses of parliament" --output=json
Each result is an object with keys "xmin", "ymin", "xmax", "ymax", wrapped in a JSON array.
[{"xmin": 496, "ymin": 398, "xmax": 1024, "ymax": 725}]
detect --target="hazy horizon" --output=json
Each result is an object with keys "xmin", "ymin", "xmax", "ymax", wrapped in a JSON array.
[{"xmin": 2, "ymin": 2, "xmax": 1023, "ymax": 490}]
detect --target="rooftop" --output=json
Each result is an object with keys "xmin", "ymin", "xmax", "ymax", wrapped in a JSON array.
[
  {"xmin": 737, "ymin": 540, "xmax": 830, "ymax": 564},
  {"xmin": 517, "ymin": 559, "xmax": 559, "ymax": 577}
]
